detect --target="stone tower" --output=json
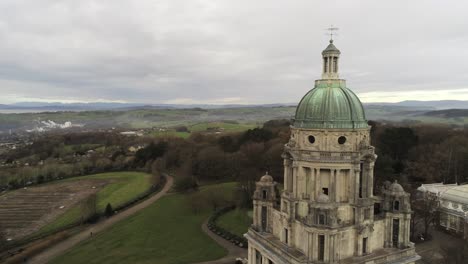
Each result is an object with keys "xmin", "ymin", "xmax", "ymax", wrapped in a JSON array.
[{"xmin": 245, "ymin": 40, "xmax": 420, "ymax": 264}]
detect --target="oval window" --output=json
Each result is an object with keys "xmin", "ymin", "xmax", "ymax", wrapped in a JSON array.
[
  {"xmin": 338, "ymin": 136, "xmax": 347, "ymax": 144},
  {"xmin": 308, "ymin": 135, "xmax": 315, "ymax": 144}
]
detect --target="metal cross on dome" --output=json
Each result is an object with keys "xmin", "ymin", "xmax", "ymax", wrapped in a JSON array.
[{"xmin": 326, "ymin": 25, "xmax": 339, "ymax": 40}]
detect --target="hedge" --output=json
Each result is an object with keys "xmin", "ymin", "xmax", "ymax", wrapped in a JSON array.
[{"xmin": 207, "ymin": 205, "xmax": 248, "ymax": 248}]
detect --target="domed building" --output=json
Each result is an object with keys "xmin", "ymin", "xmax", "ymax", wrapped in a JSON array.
[{"xmin": 245, "ymin": 39, "xmax": 420, "ymax": 264}]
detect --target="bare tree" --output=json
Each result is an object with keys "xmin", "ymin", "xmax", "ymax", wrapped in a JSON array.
[
  {"xmin": 412, "ymin": 191, "xmax": 439, "ymax": 239},
  {"xmin": 150, "ymin": 158, "xmax": 166, "ymax": 187},
  {"xmin": 81, "ymin": 193, "xmax": 98, "ymax": 223}
]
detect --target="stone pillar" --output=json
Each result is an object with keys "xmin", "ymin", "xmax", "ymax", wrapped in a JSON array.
[
  {"xmin": 308, "ymin": 232, "xmax": 313, "ymax": 261},
  {"xmin": 311, "ymin": 168, "xmax": 316, "ymax": 201},
  {"xmin": 335, "ymin": 169, "xmax": 340, "ymax": 202},
  {"xmin": 316, "ymin": 168, "xmax": 321, "ymax": 200},
  {"xmin": 362, "ymin": 163, "xmax": 368, "ymax": 198},
  {"xmin": 354, "ymin": 168, "xmax": 360, "ymax": 202},
  {"xmin": 329, "ymin": 234, "xmax": 336, "ymax": 262},
  {"xmin": 329, "ymin": 169, "xmax": 335, "ymax": 202},
  {"xmin": 293, "ymin": 165, "xmax": 298, "ymax": 198},
  {"xmin": 368, "ymin": 163, "xmax": 374, "ymax": 197},
  {"xmin": 312, "ymin": 233, "xmax": 317, "ymax": 261},
  {"xmin": 356, "ymin": 233, "xmax": 362, "ymax": 257}
]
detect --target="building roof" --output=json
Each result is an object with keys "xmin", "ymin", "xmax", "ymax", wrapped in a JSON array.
[
  {"xmin": 293, "ymin": 81, "xmax": 368, "ymax": 129},
  {"xmin": 389, "ymin": 181, "xmax": 405, "ymax": 193},
  {"xmin": 418, "ymin": 183, "xmax": 468, "ymax": 204},
  {"xmin": 322, "ymin": 39, "xmax": 341, "ymax": 55},
  {"xmin": 259, "ymin": 173, "xmax": 273, "ymax": 183},
  {"xmin": 441, "ymin": 184, "xmax": 468, "ymax": 204}
]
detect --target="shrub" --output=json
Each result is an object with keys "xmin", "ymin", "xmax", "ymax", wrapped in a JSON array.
[
  {"xmin": 105, "ymin": 203, "xmax": 114, "ymax": 218},
  {"xmin": 173, "ymin": 176, "xmax": 198, "ymax": 193}
]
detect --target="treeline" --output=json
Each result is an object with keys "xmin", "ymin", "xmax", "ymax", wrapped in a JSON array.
[
  {"xmin": 0, "ymin": 132, "xmax": 153, "ymax": 189},
  {"xmin": 370, "ymin": 121, "xmax": 468, "ymax": 190},
  {"xmin": 137, "ymin": 120, "xmax": 291, "ymax": 206},
  {"xmin": 156, "ymin": 121, "xmax": 468, "ymax": 197},
  {"xmin": 2, "ymin": 120, "xmax": 467, "ymax": 198}
]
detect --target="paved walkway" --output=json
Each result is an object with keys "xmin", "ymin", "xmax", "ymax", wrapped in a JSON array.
[
  {"xmin": 415, "ymin": 229, "xmax": 463, "ymax": 263},
  {"xmin": 27, "ymin": 175, "xmax": 173, "ymax": 264},
  {"xmin": 195, "ymin": 219, "xmax": 247, "ymax": 264}
]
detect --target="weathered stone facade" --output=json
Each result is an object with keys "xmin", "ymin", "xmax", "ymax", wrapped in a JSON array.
[{"xmin": 245, "ymin": 40, "xmax": 420, "ymax": 264}]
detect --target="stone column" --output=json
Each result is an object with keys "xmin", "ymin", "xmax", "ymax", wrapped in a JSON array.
[
  {"xmin": 356, "ymin": 233, "xmax": 363, "ymax": 256},
  {"xmin": 368, "ymin": 163, "xmax": 374, "ymax": 197},
  {"xmin": 311, "ymin": 168, "xmax": 316, "ymax": 201},
  {"xmin": 354, "ymin": 168, "xmax": 360, "ymax": 202},
  {"xmin": 293, "ymin": 165, "xmax": 298, "ymax": 198},
  {"xmin": 329, "ymin": 169, "xmax": 335, "ymax": 202},
  {"xmin": 312, "ymin": 233, "xmax": 317, "ymax": 261},
  {"xmin": 316, "ymin": 168, "xmax": 322, "ymax": 200},
  {"xmin": 363, "ymin": 163, "xmax": 368, "ymax": 198},
  {"xmin": 329, "ymin": 234, "xmax": 336, "ymax": 262},
  {"xmin": 335, "ymin": 169, "xmax": 340, "ymax": 202}
]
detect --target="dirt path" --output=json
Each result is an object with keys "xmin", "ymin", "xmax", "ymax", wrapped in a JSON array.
[
  {"xmin": 195, "ymin": 219, "xmax": 247, "ymax": 264},
  {"xmin": 27, "ymin": 175, "xmax": 173, "ymax": 264}
]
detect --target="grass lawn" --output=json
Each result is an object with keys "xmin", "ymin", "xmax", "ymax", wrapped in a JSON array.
[
  {"xmin": 217, "ymin": 209, "xmax": 252, "ymax": 237},
  {"xmin": 39, "ymin": 172, "xmax": 152, "ymax": 234},
  {"xmin": 50, "ymin": 183, "xmax": 238, "ymax": 264}
]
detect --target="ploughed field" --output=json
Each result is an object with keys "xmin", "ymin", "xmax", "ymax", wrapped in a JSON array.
[
  {"xmin": 0, "ymin": 180, "xmax": 107, "ymax": 239},
  {"xmin": 0, "ymin": 172, "xmax": 152, "ymax": 240}
]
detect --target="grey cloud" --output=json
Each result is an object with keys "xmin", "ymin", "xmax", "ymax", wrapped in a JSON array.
[{"xmin": 0, "ymin": 0, "xmax": 467, "ymax": 104}]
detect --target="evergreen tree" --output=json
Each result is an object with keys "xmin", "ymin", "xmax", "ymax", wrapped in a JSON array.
[{"xmin": 105, "ymin": 203, "xmax": 114, "ymax": 218}]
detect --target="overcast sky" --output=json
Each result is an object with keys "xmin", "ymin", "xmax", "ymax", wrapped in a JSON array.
[{"xmin": 0, "ymin": 0, "xmax": 467, "ymax": 105}]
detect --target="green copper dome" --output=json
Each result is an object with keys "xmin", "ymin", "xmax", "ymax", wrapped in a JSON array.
[{"xmin": 293, "ymin": 81, "xmax": 368, "ymax": 129}]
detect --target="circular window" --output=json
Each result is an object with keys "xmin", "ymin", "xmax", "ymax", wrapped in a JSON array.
[
  {"xmin": 308, "ymin": 135, "xmax": 315, "ymax": 144},
  {"xmin": 338, "ymin": 136, "xmax": 347, "ymax": 144}
]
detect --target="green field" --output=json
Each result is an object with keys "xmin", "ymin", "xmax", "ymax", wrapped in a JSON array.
[
  {"xmin": 39, "ymin": 172, "xmax": 152, "ymax": 234},
  {"xmin": 190, "ymin": 121, "xmax": 257, "ymax": 132},
  {"xmin": 50, "ymin": 182, "xmax": 238, "ymax": 264},
  {"xmin": 150, "ymin": 121, "xmax": 258, "ymax": 139},
  {"xmin": 217, "ymin": 209, "xmax": 252, "ymax": 237}
]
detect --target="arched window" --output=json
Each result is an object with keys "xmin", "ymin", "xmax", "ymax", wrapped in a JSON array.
[
  {"xmin": 323, "ymin": 57, "xmax": 328, "ymax": 73},
  {"xmin": 394, "ymin": 201, "xmax": 400, "ymax": 211},
  {"xmin": 333, "ymin": 57, "xmax": 338, "ymax": 72},
  {"xmin": 262, "ymin": 190, "xmax": 267, "ymax": 199}
]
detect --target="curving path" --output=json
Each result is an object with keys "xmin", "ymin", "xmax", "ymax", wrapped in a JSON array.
[
  {"xmin": 26, "ymin": 175, "xmax": 173, "ymax": 264},
  {"xmin": 195, "ymin": 218, "xmax": 247, "ymax": 264}
]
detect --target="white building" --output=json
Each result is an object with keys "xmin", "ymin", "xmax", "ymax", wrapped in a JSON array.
[
  {"xmin": 417, "ymin": 183, "xmax": 468, "ymax": 239},
  {"xmin": 245, "ymin": 39, "xmax": 420, "ymax": 264}
]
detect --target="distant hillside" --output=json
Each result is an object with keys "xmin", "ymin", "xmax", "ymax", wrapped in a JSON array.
[
  {"xmin": 1, "ymin": 101, "xmax": 468, "ymax": 133},
  {"xmin": 1, "ymin": 100, "xmax": 468, "ymax": 113},
  {"xmin": 367, "ymin": 100, "xmax": 468, "ymax": 110},
  {"xmin": 422, "ymin": 109, "xmax": 468, "ymax": 118}
]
